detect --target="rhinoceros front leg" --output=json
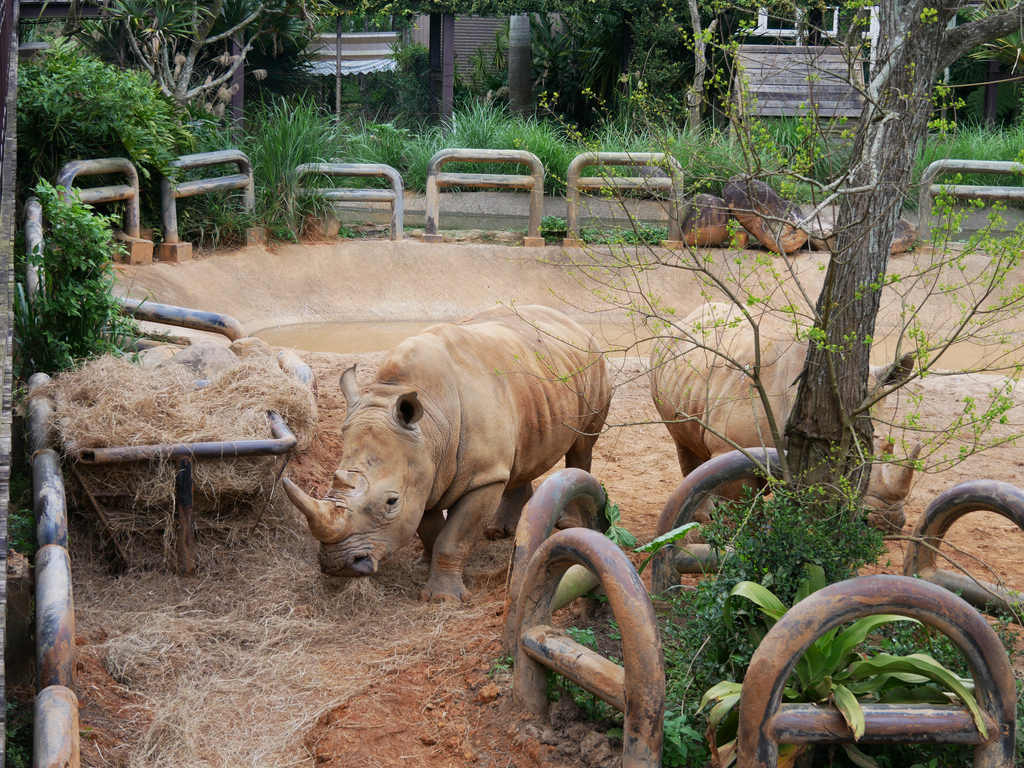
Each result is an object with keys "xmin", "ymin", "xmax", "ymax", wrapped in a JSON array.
[{"xmin": 420, "ymin": 482, "xmax": 505, "ymax": 603}]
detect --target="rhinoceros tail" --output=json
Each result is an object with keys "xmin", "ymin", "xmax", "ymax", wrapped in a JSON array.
[{"xmin": 283, "ymin": 478, "xmax": 353, "ymax": 544}]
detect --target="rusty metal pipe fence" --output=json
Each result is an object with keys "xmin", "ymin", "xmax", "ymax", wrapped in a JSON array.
[
  {"xmin": 509, "ymin": 463, "xmax": 1021, "ymax": 766},
  {"xmin": 511, "ymin": 527, "xmax": 666, "ymax": 768},
  {"xmin": 502, "ymin": 468, "xmax": 608, "ymax": 651},
  {"xmin": 918, "ymin": 159, "xmax": 1024, "ymax": 238},
  {"xmin": 904, "ymin": 479, "xmax": 1024, "ymax": 619},
  {"xmin": 56, "ymin": 157, "xmax": 142, "ymax": 238},
  {"xmin": 24, "ymin": 195, "xmax": 42, "ymax": 298},
  {"xmin": 119, "ymin": 296, "xmax": 248, "ymax": 342},
  {"xmin": 27, "ymin": 373, "xmax": 80, "ymax": 767},
  {"xmin": 423, "ymin": 148, "xmax": 545, "ymax": 246},
  {"xmin": 293, "ymin": 162, "xmax": 404, "ymax": 241},
  {"xmin": 650, "ymin": 448, "xmax": 782, "ymax": 594},
  {"xmin": 160, "ymin": 150, "xmax": 259, "ymax": 260},
  {"xmin": 564, "ymin": 152, "xmax": 685, "ymax": 247},
  {"xmin": 738, "ymin": 575, "xmax": 1017, "ymax": 767}
]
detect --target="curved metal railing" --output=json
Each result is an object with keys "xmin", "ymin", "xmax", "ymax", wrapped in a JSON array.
[
  {"xmin": 904, "ymin": 479, "xmax": 1024, "ymax": 619},
  {"xmin": 564, "ymin": 152, "xmax": 685, "ymax": 247},
  {"xmin": 423, "ymin": 148, "xmax": 545, "ymax": 246},
  {"xmin": 738, "ymin": 576, "xmax": 1017, "ymax": 767},
  {"xmin": 293, "ymin": 162, "xmax": 404, "ymax": 241}
]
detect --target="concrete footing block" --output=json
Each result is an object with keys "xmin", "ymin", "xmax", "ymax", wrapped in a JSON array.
[
  {"xmin": 114, "ymin": 232, "xmax": 154, "ymax": 265},
  {"xmin": 522, "ymin": 236, "xmax": 545, "ymax": 248},
  {"xmin": 156, "ymin": 242, "xmax": 193, "ymax": 262},
  {"xmin": 245, "ymin": 227, "xmax": 267, "ymax": 246}
]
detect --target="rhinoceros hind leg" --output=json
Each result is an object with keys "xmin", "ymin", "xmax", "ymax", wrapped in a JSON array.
[{"xmin": 484, "ymin": 483, "xmax": 533, "ymax": 539}]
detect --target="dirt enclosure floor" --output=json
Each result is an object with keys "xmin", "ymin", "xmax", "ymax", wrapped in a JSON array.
[{"xmin": 60, "ymin": 236, "xmax": 1024, "ymax": 766}]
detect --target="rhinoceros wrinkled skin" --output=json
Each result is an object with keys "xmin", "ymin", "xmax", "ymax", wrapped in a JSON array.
[
  {"xmin": 284, "ymin": 305, "xmax": 611, "ymax": 603},
  {"xmin": 649, "ymin": 302, "xmax": 920, "ymax": 529}
]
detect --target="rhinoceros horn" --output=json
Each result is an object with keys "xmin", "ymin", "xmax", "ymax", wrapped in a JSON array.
[
  {"xmin": 283, "ymin": 478, "xmax": 353, "ymax": 544},
  {"xmin": 340, "ymin": 365, "xmax": 361, "ymax": 411}
]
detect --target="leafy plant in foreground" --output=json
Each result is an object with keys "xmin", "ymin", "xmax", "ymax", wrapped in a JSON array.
[
  {"xmin": 15, "ymin": 181, "xmax": 137, "ymax": 380},
  {"xmin": 702, "ymin": 564, "xmax": 985, "ymax": 768}
]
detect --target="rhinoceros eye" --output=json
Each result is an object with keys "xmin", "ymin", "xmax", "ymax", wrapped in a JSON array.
[{"xmin": 384, "ymin": 494, "xmax": 400, "ymax": 517}]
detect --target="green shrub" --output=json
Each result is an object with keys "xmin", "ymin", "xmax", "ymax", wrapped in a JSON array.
[
  {"xmin": 241, "ymin": 98, "xmax": 348, "ymax": 240},
  {"xmin": 14, "ymin": 180, "xmax": 137, "ymax": 379},
  {"xmin": 17, "ymin": 38, "xmax": 194, "ymax": 195},
  {"xmin": 360, "ymin": 43, "xmax": 432, "ymax": 126}
]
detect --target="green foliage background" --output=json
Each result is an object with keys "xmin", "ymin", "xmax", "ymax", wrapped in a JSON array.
[{"xmin": 16, "ymin": 39, "xmax": 194, "ymax": 194}]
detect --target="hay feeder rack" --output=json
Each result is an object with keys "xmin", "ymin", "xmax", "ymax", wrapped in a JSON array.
[{"xmin": 66, "ymin": 411, "xmax": 297, "ymax": 576}]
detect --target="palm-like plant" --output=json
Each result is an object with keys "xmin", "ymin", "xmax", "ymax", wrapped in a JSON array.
[{"xmin": 702, "ymin": 565, "xmax": 986, "ymax": 768}]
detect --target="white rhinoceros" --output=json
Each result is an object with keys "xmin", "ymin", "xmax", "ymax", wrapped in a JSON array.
[
  {"xmin": 284, "ymin": 305, "xmax": 611, "ymax": 602},
  {"xmin": 649, "ymin": 302, "xmax": 919, "ymax": 529}
]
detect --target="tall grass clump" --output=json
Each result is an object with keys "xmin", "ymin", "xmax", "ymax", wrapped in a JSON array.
[
  {"xmin": 387, "ymin": 103, "xmax": 581, "ymax": 196},
  {"xmin": 241, "ymin": 98, "xmax": 347, "ymax": 239},
  {"xmin": 347, "ymin": 121, "xmax": 414, "ymax": 180},
  {"xmin": 171, "ymin": 115, "xmax": 259, "ymax": 249},
  {"xmin": 499, "ymin": 116, "xmax": 580, "ymax": 196}
]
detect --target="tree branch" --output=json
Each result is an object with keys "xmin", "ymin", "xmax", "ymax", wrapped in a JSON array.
[{"xmin": 942, "ymin": 4, "xmax": 1024, "ymax": 69}]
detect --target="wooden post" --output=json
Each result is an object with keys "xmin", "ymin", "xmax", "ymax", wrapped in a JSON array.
[
  {"xmin": 441, "ymin": 13, "xmax": 454, "ymax": 125},
  {"xmin": 230, "ymin": 38, "xmax": 244, "ymax": 132},
  {"xmin": 428, "ymin": 13, "xmax": 440, "ymax": 118},
  {"xmin": 335, "ymin": 14, "xmax": 343, "ymax": 125},
  {"xmin": 175, "ymin": 457, "xmax": 195, "ymax": 576},
  {"xmin": 985, "ymin": 60, "xmax": 1001, "ymax": 127},
  {"xmin": 5, "ymin": 551, "xmax": 33, "ymax": 687}
]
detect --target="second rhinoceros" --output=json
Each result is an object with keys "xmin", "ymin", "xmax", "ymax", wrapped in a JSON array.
[
  {"xmin": 650, "ymin": 302, "xmax": 919, "ymax": 529},
  {"xmin": 284, "ymin": 305, "xmax": 611, "ymax": 602}
]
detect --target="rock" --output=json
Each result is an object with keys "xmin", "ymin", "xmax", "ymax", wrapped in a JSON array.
[
  {"xmin": 156, "ymin": 342, "xmax": 238, "ymax": 379},
  {"xmin": 548, "ymin": 690, "xmax": 581, "ymax": 731},
  {"xmin": 579, "ymin": 730, "xmax": 618, "ymax": 768},
  {"xmin": 682, "ymin": 194, "xmax": 730, "ymax": 247},
  {"xmin": 802, "ymin": 206, "xmax": 837, "ymax": 251},
  {"xmin": 723, "ymin": 178, "xmax": 807, "ymax": 254},
  {"xmin": 891, "ymin": 217, "xmax": 917, "ymax": 254},
  {"xmin": 803, "ymin": 209, "xmax": 916, "ymax": 254},
  {"xmin": 230, "ymin": 337, "xmax": 274, "ymax": 359},
  {"xmin": 138, "ymin": 345, "xmax": 184, "ymax": 368},
  {"xmin": 476, "ymin": 683, "xmax": 500, "ymax": 704}
]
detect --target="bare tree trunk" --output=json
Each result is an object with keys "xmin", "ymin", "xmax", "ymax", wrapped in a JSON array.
[
  {"xmin": 686, "ymin": 0, "xmax": 716, "ymax": 135},
  {"xmin": 785, "ymin": 0, "xmax": 1024, "ymax": 509},
  {"xmin": 508, "ymin": 14, "xmax": 532, "ymax": 116}
]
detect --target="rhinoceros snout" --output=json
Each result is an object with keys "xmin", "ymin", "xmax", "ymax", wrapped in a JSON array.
[
  {"xmin": 348, "ymin": 556, "xmax": 378, "ymax": 576},
  {"xmin": 318, "ymin": 544, "xmax": 380, "ymax": 577}
]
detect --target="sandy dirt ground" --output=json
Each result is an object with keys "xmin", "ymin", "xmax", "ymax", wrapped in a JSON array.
[{"xmin": 59, "ymin": 235, "xmax": 1024, "ymax": 767}]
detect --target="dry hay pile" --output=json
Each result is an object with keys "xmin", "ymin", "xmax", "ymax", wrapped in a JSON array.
[
  {"xmin": 72, "ymin": 522, "xmax": 513, "ymax": 766},
  {"xmin": 44, "ymin": 354, "xmax": 318, "ymax": 564}
]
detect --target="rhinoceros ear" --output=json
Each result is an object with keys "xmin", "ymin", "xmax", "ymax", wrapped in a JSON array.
[
  {"xmin": 880, "ymin": 353, "xmax": 915, "ymax": 389},
  {"xmin": 340, "ymin": 365, "xmax": 361, "ymax": 410},
  {"xmin": 395, "ymin": 391, "xmax": 423, "ymax": 428}
]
